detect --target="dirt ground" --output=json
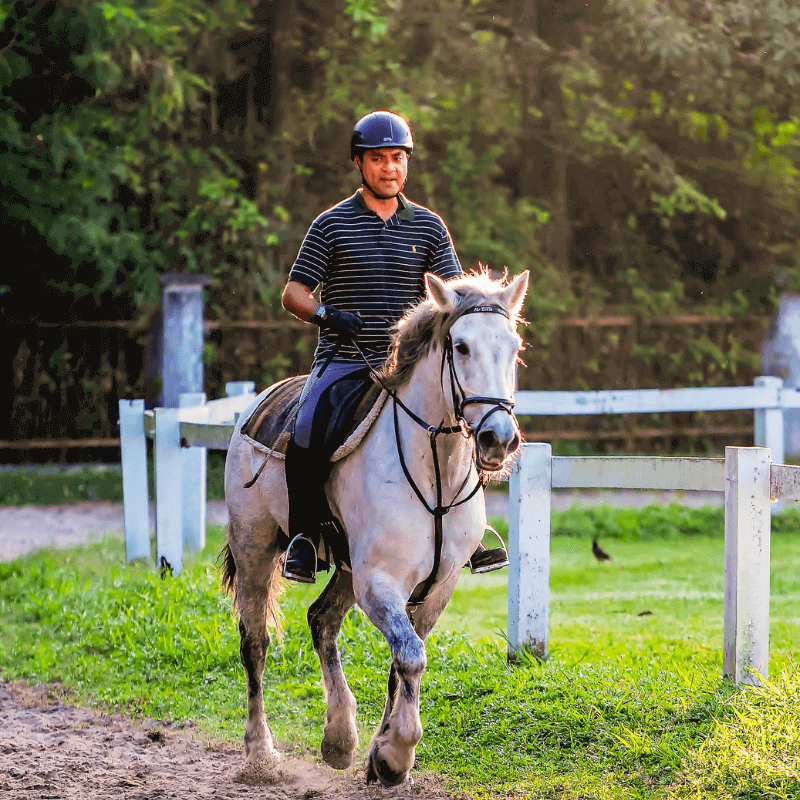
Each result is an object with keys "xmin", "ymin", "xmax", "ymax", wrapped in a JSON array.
[{"xmin": 0, "ymin": 682, "xmax": 465, "ymax": 800}]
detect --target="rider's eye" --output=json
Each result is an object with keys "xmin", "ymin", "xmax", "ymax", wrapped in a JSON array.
[{"xmin": 455, "ymin": 342, "xmax": 469, "ymax": 356}]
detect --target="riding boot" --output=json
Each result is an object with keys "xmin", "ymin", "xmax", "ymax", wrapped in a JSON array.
[{"xmin": 282, "ymin": 439, "xmax": 324, "ymax": 584}]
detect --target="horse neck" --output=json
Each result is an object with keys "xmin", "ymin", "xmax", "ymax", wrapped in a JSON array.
[{"xmin": 395, "ymin": 345, "xmax": 471, "ymax": 467}]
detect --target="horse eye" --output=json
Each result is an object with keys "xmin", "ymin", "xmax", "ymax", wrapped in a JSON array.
[{"xmin": 455, "ymin": 341, "xmax": 469, "ymax": 356}]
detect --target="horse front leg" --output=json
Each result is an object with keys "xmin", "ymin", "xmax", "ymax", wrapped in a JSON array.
[
  {"xmin": 372, "ymin": 573, "xmax": 458, "ymax": 752},
  {"xmin": 307, "ymin": 568, "xmax": 358, "ymax": 769},
  {"xmin": 358, "ymin": 581, "xmax": 427, "ymax": 787}
]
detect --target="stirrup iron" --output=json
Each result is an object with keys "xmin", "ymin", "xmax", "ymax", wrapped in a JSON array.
[
  {"xmin": 282, "ymin": 533, "xmax": 318, "ymax": 583},
  {"xmin": 468, "ymin": 524, "xmax": 510, "ymax": 574}
]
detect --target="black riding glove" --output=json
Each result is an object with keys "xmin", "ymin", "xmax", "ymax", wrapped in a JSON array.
[{"xmin": 313, "ymin": 305, "xmax": 363, "ymax": 338}]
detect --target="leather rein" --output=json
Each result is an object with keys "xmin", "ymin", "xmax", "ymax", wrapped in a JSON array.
[{"xmin": 354, "ymin": 303, "xmax": 517, "ymax": 606}]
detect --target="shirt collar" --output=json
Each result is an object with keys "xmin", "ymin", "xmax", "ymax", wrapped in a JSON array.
[{"xmin": 352, "ymin": 190, "xmax": 415, "ymax": 221}]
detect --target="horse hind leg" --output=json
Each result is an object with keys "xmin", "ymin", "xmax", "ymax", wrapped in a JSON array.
[
  {"xmin": 224, "ymin": 518, "xmax": 284, "ymax": 782},
  {"xmin": 307, "ymin": 568, "xmax": 358, "ymax": 769}
]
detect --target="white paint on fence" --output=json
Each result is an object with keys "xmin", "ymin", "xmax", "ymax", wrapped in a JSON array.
[{"xmin": 119, "ymin": 399, "xmax": 149, "ymax": 561}]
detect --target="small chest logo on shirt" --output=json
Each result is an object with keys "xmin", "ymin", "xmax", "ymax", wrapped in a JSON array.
[{"xmin": 412, "ymin": 246, "xmax": 417, "ymax": 253}]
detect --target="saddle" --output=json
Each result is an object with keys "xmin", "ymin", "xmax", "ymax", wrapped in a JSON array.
[{"xmin": 239, "ymin": 371, "xmax": 386, "ymax": 462}]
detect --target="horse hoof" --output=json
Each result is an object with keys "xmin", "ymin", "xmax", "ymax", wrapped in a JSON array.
[
  {"xmin": 366, "ymin": 744, "xmax": 408, "ymax": 788},
  {"xmin": 321, "ymin": 739, "xmax": 354, "ymax": 770},
  {"xmin": 235, "ymin": 751, "xmax": 281, "ymax": 785}
]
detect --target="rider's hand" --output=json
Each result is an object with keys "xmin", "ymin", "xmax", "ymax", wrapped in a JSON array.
[{"xmin": 318, "ymin": 306, "xmax": 363, "ymax": 338}]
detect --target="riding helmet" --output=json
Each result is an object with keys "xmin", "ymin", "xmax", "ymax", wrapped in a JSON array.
[{"xmin": 350, "ymin": 111, "xmax": 414, "ymax": 161}]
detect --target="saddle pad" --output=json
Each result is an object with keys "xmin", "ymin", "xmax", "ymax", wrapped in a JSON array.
[
  {"xmin": 239, "ymin": 374, "xmax": 387, "ymax": 462},
  {"xmin": 239, "ymin": 375, "xmax": 308, "ymax": 458}
]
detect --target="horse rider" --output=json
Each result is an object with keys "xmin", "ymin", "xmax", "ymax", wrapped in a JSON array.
[{"xmin": 280, "ymin": 109, "xmax": 510, "ymax": 584}]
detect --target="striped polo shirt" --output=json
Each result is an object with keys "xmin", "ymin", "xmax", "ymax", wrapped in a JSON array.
[{"xmin": 289, "ymin": 190, "xmax": 463, "ymax": 366}]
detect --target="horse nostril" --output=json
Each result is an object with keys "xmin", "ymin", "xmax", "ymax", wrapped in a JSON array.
[
  {"xmin": 478, "ymin": 430, "xmax": 497, "ymax": 449},
  {"xmin": 508, "ymin": 433, "xmax": 520, "ymax": 453}
]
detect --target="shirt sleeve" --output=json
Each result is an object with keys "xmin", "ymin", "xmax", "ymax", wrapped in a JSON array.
[
  {"xmin": 288, "ymin": 218, "xmax": 330, "ymax": 290},
  {"xmin": 429, "ymin": 222, "xmax": 463, "ymax": 281}
]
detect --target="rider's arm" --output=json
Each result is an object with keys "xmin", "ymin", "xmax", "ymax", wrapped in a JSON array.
[{"xmin": 282, "ymin": 280, "xmax": 320, "ymax": 323}]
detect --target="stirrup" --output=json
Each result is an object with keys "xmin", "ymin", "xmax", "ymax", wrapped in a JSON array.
[
  {"xmin": 282, "ymin": 534, "xmax": 318, "ymax": 584},
  {"xmin": 468, "ymin": 524, "xmax": 510, "ymax": 574}
]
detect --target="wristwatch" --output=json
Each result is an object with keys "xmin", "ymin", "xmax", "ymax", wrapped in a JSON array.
[{"xmin": 311, "ymin": 304, "xmax": 329, "ymax": 325}]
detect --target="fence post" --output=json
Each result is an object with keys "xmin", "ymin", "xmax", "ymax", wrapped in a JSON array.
[
  {"xmin": 723, "ymin": 446, "xmax": 771, "ymax": 685},
  {"xmin": 154, "ymin": 406, "xmax": 183, "ymax": 576},
  {"xmin": 507, "ymin": 442, "xmax": 552, "ymax": 661},
  {"xmin": 179, "ymin": 392, "xmax": 207, "ymax": 551},
  {"xmin": 226, "ymin": 381, "xmax": 256, "ymax": 397},
  {"xmin": 119, "ymin": 399, "xmax": 150, "ymax": 561},
  {"xmin": 160, "ymin": 273, "xmax": 211, "ymax": 408},
  {"xmin": 754, "ymin": 376, "xmax": 784, "ymax": 514}
]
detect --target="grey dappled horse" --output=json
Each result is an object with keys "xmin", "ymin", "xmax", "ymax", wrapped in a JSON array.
[{"xmin": 221, "ymin": 269, "xmax": 529, "ymax": 786}]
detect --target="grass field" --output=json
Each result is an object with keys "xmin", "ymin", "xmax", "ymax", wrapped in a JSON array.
[{"xmin": 1, "ymin": 497, "xmax": 799, "ymax": 798}]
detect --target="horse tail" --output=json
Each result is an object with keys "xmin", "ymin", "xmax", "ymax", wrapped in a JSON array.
[
  {"xmin": 219, "ymin": 541, "xmax": 237, "ymax": 599},
  {"xmin": 219, "ymin": 538, "xmax": 285, "ymax": 638}
]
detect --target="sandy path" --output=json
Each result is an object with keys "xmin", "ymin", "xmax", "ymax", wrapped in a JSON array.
[{"xmin": 0, "ymin": 682, "xmax": 462, "ymax": 800}]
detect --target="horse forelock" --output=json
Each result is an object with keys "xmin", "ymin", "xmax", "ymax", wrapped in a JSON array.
[{"xmin": 377, "ymin": 270, "xmax": 522, "ymax": 390}]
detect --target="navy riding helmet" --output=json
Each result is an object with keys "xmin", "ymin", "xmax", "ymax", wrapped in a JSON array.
[{"xmin": 350, "ymin": 111, "xmax": 414, "ymax": 161}]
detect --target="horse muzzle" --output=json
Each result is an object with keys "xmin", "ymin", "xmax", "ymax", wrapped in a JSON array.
[{"xmin": 467, "ymin": 402, "xmax": 521, "ymax": 471}]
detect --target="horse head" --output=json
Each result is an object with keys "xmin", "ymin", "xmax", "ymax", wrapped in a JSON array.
[{"xmin": 425, "ymin": 269, "xmax": 529, "ymax": 471}]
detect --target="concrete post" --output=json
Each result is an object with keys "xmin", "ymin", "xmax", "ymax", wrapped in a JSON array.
[
  {"xmin": 179, "ymin": 392, "xmax": 207, "ymax": 552},
  {"xmin": 723, "ymin": 446, "xmax": 771, "ymax": 685},
  {"xmin": 154, "ymin": 406, "xmax": 183, "ymax": 576},
  {"xmin": 754, "ymin": 376, "xmax": 784, "ymax": 514},
  {"xmin": 507, "ymin": 442, "xmax": 552, "ymax": 661},
  {"xmin": 761, "ymin": 295, "xmax": 800, "ymax": 456},
  {"xmin": 119, "ymin": 399, "xmax": 150, "ymax": 561},
  {"xmin": 160, "ymin": 273, "xmax": 211, "ymax": 408}
]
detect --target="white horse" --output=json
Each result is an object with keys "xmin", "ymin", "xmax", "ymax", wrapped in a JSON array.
[{"xmin": 222, "ymin": 269, "xmax": 529, "ymax": 786}]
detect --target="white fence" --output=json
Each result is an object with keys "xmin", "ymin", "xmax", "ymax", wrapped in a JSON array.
[
  {"xmin": 508, "ymin": 443, "xmax": 800, "ymax": 686},
  {"xmin": 119, "ymin": 376, "xmax": 800, "ymax": 685}
]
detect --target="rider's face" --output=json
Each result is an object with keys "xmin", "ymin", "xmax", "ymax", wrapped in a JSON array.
[{"xmin": 355, "ymin": 148, "xmax": 409, "ymax": 199}]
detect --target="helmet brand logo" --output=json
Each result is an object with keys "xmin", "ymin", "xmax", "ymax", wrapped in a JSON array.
[{"xmin": 383, "ymin": 137, "xmax": 392, "ymax": 141}]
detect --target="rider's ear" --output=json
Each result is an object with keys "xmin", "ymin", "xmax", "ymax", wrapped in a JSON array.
[
  {"xmin": 502, "ymin": 270, "xmax": 529, "ymax": 317},
  {"xmin": 425, "ymin": 272, "xmax": 457, "ymax": 312}
]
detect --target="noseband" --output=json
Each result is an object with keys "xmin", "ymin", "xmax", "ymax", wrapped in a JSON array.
[{"xmin": 443, "ymin": 304, "xmax": 517, "ymax": 444}]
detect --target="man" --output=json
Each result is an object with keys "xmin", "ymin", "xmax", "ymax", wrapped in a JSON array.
[{"xmin": 281, "ymin": 110, "xmax": 508, "ymax": 583}]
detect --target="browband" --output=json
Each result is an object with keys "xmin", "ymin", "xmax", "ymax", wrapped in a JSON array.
[{"xmin": 460, "ymin": 304, "xmax": 509, "ymax": 319}]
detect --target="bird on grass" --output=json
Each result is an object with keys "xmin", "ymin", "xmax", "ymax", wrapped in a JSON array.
[{"xmin": 592, "ymin": 538, "xmax": 612, "ymax": 563}]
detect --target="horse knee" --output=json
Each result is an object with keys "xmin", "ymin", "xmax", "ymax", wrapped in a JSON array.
[{"xmin": 393, "ymin": 634, "xmax": 426, "ymax": 679}]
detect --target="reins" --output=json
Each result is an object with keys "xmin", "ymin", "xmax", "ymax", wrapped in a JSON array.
[{"xmin": 352, "ymin": 302, "xmax": 517, "ymax": 606}]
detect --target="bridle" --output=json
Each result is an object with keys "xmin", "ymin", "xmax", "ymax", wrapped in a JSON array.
[
  {"xmin": 354, "ymin": 302, "xmax": 519, "ymax": 606},
  {"xmin": 443, "ymin": 304, "xmax": 517, "ymax": 446}
]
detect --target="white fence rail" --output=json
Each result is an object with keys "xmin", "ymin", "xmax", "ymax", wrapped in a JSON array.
[{"xmin": 119, "ymin": 376, "xmax": 800, "ymax": 685}]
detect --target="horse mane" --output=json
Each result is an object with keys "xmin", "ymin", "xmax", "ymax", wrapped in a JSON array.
[{"xmin": 377, "ymin": 268, "xmax": 523, "ymax": 391}]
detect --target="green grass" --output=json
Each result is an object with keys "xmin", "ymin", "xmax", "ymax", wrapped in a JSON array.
[{"xmin": 2, "ymin": 505, "xmax": 800, "ymax": 799}]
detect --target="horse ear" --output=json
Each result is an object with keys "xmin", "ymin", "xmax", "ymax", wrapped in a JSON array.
[
  {"xmin": 502, "ymin": 270, "xmax": 529, "ymax": 317},
  {"xmin": 425, "ymin": 272, "xmax": 457, "ymax": 311}
]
